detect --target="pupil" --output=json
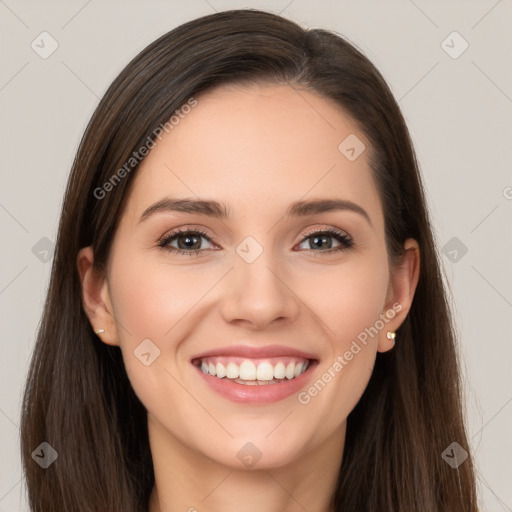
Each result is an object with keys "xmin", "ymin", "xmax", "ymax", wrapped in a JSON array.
[
  {"xmin": 179, "ymin": 234, "xmax": 200, "ymax": 250},
  {"xmin": 312, "ymin": 235, "xmax": 331, "ymax": 249}
]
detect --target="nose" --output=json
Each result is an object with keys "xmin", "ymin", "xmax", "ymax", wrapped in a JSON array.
[{"xmin": 219, "ymin": 252, "xmax": 300, "ymax": 330}]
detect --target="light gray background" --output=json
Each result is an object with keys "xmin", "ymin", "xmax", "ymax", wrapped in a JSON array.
[{"xmin": 1, "ymin": 1, "xmax": 511, "ymax": 510}]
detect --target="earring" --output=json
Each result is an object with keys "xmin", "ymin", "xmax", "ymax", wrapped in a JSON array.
[
  {"xmin": 95, "ymin": 329, "xmax": 105, "ymax": 335},
  {"xmin": 386, "ymin": 331, "xmax": 396, "ymax": 340}
]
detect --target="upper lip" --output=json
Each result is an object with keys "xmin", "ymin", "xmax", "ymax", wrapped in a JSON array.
[{"xmin": 191, "ymin": 344, "xmax": 318, "ymax": 361}]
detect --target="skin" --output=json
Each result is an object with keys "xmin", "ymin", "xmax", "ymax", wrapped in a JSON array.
[{"xmin": 78, "ymin": 83, "xmax": 420, "ymax": 512}]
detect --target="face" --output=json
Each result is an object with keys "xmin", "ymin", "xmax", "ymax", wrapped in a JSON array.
[{"xmin": 79, "ymin": 83, "xmax": 418, "ymax": 471}]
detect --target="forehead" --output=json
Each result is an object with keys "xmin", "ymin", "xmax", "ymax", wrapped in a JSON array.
[{"xmin": 122, "ymin": 83, "xmax": 382, "ymax": 226}]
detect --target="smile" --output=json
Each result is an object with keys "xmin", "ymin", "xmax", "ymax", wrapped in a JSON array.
[
  {"xmin": 190, "ymin": 346, "xmax": 319, "ymax": 403},
  {"xmin": 194, "ymin": 356, "xmax": 311, "ymax": 385}
]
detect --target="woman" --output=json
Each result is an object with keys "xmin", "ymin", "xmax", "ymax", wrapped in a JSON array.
[{"xmin": 20, "ymin": 8, "xmax": 479, "ymax": 511}]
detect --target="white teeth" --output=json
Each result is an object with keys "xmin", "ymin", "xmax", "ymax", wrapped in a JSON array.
[
  {"xmin": 199, "ymin": 358, "xmax": 311, "ymax": 382},
  {"xmin": 273, "ymin": 362, "xmax": 286, "ymax": 379},
  {"xmin": 226, "ymin": 362, "xmax": 239, "ymax": 379},
  {"xmin": 216, "ymin": 362, "xmax": 226, "ymax": 378},
  {"xmin": 239, "ymin": 360, "xmax": 257, "ymax": 380},
  {"xmin": 256, "ymin": 362, "xmax": 274, "ymax": 381}
]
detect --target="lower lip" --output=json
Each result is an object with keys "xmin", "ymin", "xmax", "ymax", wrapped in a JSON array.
[{"xmin": 192, "ymin": 360, "xmax": 318, "ymax": 404}]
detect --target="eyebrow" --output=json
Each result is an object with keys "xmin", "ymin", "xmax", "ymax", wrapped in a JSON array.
[{"xmin": 138, "ymin": 197, "xmax": 372, "ymax": 226}]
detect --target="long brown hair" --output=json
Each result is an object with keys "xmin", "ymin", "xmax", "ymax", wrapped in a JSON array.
[{"xmin": 20, "ymin": 9, "xmax": 479, "ymax": 511}]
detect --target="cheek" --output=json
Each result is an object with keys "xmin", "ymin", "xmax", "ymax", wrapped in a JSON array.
[
  {"xmin": 291, "ymin": 256, "xmax": 388, "ymax": 429},
  {"xmin": 108, "ymin": 255, "xmax": 215, "ymax": 414},
  {"xmin": 292, "ymin": 256, "xmax": 389, "ymax": 344},
  {"xmin": 110, "ymin": 255, "xmax": 216, "ymax": 341},
  {"xmin": 107, "ymin": 252, "xmax": 228, "ymax": 391}
]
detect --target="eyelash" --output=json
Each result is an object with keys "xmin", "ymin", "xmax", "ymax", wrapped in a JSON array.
[{"xmin": 157, "ymin": 227, "xmax": 354, "ymax": 257}]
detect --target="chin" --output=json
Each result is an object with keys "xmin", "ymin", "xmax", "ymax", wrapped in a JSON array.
[{"xmin": 201, "ymin": 436, "xmax": 307, "ymax": 471}]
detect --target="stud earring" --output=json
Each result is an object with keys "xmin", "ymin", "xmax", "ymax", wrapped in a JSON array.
[
  {"xmin": 386, "ymin": 331, "xmax": 396, "ymax": 340},
  {"xmin": 95, "ymin": 329, "xmax": 105, "ymax": 335}
]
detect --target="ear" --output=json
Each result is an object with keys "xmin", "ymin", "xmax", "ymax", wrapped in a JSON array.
[
  {"xmin": 77, "ymin": 246, "xmax": 120, "ymax": 346},
  {"xmin": 377, "ymin": 238, "xmax": 420, "ymax": 353}
]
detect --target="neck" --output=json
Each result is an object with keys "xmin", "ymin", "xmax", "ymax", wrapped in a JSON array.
[{"xmin": 147, "ymin": 415, "xmax": 345, "ymax": 512}]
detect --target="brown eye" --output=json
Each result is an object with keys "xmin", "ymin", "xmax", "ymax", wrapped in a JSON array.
[
  {"xmin": 158, "ymin": 229, "xmax": 215, "ymax": 256},
  {"xmin": 297, "ymin": 229, "xmax": 353, "ymax": 253}
]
